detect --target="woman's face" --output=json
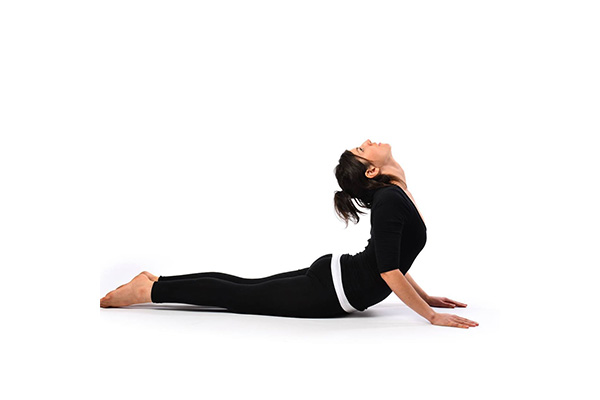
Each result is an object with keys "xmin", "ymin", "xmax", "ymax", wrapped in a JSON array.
[{"xmin": 349, "ymin": 139, "xmax": 391, "ymax": 166}]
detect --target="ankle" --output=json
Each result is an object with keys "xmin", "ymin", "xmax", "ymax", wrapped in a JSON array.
[{"xmin": 136, "ymin": 280, "xmax": 153, "ymax": 303}]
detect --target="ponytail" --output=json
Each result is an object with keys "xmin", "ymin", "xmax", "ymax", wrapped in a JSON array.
[{"xmin": 333, "ymin": 190, "xmax": 367, "ymax": 228}]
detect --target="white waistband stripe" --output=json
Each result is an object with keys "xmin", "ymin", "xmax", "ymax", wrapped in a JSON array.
[{"xmin": 330, "ymin": 253, "xmax": 358, "ymax": 313}]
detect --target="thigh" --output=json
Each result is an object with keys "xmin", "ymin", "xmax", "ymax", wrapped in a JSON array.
[{"xmin": 226, "ymin": 274, "xmax": 345, "ymax": 318}]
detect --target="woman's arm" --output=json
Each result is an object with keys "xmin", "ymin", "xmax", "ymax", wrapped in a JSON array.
[
  {"xmin": 405, "ymin": 272, "xmax": 430, "ymax": 302},
  {"xmin": 381, "ymin": 269, "xmax": 435, "ymax": 322}
]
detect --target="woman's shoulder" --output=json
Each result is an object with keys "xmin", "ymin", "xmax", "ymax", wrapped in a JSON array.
[
  {"xmin": 371, "ymin": 185, "xmax": 411, "ymax": 216},
  {"xmin": 372, "ymin": 185, "xmax": 403, "ymax": 203}
]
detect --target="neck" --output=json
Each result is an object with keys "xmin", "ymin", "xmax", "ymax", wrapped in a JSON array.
[{"xmin": 381, "ymin": 159, "xmax": 407, "ymax": 190}]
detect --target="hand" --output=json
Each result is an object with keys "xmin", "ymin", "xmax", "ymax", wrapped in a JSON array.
[
  {"xmin": 426, "ymin": 296, "xmax": 467, "ymax": 308},
  {"xmin": 430, "ymin": 312, "xmax": 479, "ymax": 329}
]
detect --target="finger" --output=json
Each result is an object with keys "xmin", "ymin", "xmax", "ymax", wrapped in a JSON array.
[
  {"xmin": 453, "ymin": 314, "xmax": 473, "ymax": 322},
  {"xmin": 456, "ymin": 316, "xmax": 479, "ymax": 326},
  {"xmin": 445, "ymin": 298, "xmax": 467, "ymax": 307},
  {"xmin": 459, "ymin": 316, "xmax": 478, "ymax": 324},
  {"xmin": 452, "ymin": 315, "xmax": 478, "ymax": 326},
  {"xmin": 442, "ymin": 301, "xmax": 456, "ymax": 308},
  {"xmin": 447, "ymin": 298, "xmax": 467, "ymax": 307}
]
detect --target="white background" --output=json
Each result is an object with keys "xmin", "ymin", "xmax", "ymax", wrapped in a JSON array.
[{"xmin": 1, "ymin": 1, "xmax": 598, "ymax": 399}]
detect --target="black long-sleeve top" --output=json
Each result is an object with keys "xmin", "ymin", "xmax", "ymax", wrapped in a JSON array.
[{"xmin": 340, "ymin": 185, "xmax": 428, "ymax": 311}]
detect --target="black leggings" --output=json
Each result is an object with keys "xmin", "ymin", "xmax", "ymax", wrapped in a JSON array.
[{"xmin": 150, "ymin": 254, "xmax": 347, "ymax": 318}]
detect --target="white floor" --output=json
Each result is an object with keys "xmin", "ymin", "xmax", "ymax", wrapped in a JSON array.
[{"xmin": 90, "ymin": 295, "xmax": 592, "ymax": 400}]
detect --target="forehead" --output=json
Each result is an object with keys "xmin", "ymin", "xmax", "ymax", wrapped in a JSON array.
[{"xmin": 349, "ymin": 148, "xmax": 358, "ymax": 156}]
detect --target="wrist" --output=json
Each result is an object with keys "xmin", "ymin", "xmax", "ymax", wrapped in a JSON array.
[{"xmin": 427, "ymin": 310, "xmax": 437, "ymax": 323}]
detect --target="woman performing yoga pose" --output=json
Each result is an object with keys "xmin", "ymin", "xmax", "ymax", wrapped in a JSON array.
[{"xmin": 100, "ymin": 139, "xmax": 479, "ymax": 329}]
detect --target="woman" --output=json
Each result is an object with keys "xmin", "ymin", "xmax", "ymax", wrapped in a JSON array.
[{"xmin": 100, "ymin": 139, "xmax": 479, "ymax": 329}]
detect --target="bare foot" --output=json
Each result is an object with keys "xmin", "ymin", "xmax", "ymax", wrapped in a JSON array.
[
  {"xmin": 114, "ymin": 271, "xmax": 159, "ymax": 291},
  {"xmin": 141, "ymin": 271, "xmax": 159, "ymax": 282},
  {"xmin": 100, "ymin": 274, "xmax": 153, "ymax": 308}
]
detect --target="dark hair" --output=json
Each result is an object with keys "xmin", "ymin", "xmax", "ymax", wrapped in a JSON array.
[{"xmin": 333, "ymin": 150, "xmax": 403, "ymax": 228}]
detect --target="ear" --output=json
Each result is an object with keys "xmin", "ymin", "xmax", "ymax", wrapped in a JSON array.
[{"xmin": 365, "ymin": 165, "xmax": 379, "ymax": 179}]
